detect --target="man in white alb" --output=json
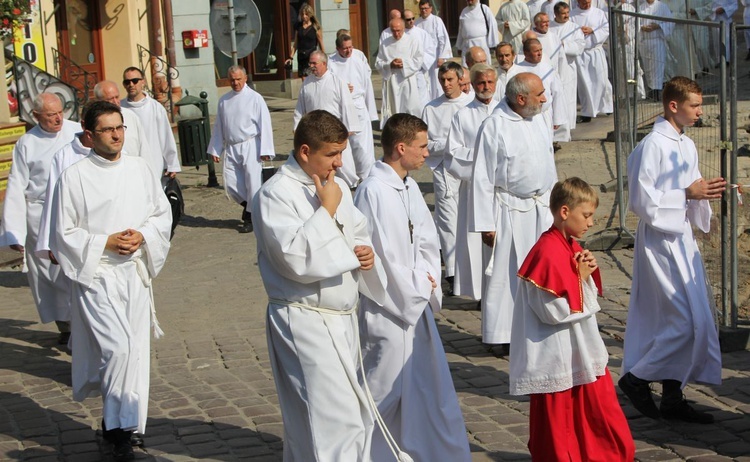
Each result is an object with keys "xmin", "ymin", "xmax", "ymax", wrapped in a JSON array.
[
  {"xmin": 533, "ymin": 12, "xmax": 565, "ymax": 73},
  {"xmin": 377, "ymin": 18, "xmax": 425, "ymax": 125},
  {"xmin": 415, "ymin": 0, "xmax": 453, "ymax": 100},
  {"xmin": 294, "ymin": 51, "xmax": 362, "ymax": 188},
  {"xmin": 496, "ymin": 0, "xmax": 532, "ymax": 54},
  {"xmin": 445, "ymin": 64, "xmax": 499, "ymax": 301},
  {"xmin": 252, "ymin": 110, "xmax": 385, "ymax": 461},
  {"xmin": 0, "ymin": 93, "xmax": 80, "ymax": 343},
  {"xmin": 355, "ymin": 113, "xmax": 471, "ymax": 462},
  {"xmin": 208, "ymin": 66, "xmax": 275, "ymax": 233},
  {"xmin": 471, "ymin": 73, "xmax": 556, "ymax": 349},
  {"xmin": 422, "ymin": 62, "xmax": 473, "ymax": 295},
  {"xmin": 120, "ymin": 67, "xmax": 181, "ymax": 182},
  {"xmin": 457, "ymin": 0, "xmax": 500, "ymax": 67},
  {"xmin": 570, "ymin": 0, "xmax": 613, "ymax": 122},
  {"xmin": 329, "ymin": 34, "xmax": 378, "ymax": 181},
  {"xmin": 49, "ymin": 101, "xmax": 171, "ymax": 462},
  {"xmin": 404, "ymin": 8, "xmax": 436, "ymax": 110},
  {"xmin": 550, "ymin": 2, "xmax": 586, "ymax": 131},
  {"xmin": 495, "ymin": 42, "xmax": 523, "ymax": 99},
  {"xmin": 638, "ymin": 0, "xmax": 674, "ymax": 101}
]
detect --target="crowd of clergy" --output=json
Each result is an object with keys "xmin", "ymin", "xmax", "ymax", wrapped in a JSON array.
[{"xmin": 0, "ymin": 0, "xmax": 739, "ymax": 460}]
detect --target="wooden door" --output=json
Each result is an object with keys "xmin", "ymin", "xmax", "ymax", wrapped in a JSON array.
[
  {"xmin": 55, "ymin": 0, "xmax": 103, "ymax": 93},
  {"xmin": 348, "ymin": 0, "xmax": 369, "ymax": 58}
]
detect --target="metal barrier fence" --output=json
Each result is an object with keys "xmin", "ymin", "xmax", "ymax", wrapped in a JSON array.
[{"xmin": 609, "ymin": 6, "xmax": 745, "ymax": 327}]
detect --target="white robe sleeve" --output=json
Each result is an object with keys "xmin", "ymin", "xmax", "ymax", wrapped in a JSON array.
[
  {"xmin": 550, "ymin": 73, "xmax": 568, "ymax": 126},
  {"xmin": 401, "ymin": 41, "xmax": 424, "ymax": 79},
  {"xmin": 564, "ymin": 28, "xmax": 586, "ymax": 57},
  {"xmin": 293, "ymin": 94, "xmax": 306, "ymax": 131},
  {"xmin": 628, "ymin": 140, "xmax": 689, "ymax": 235},
  {"xmin": 375, "ymin": 46, "xmax": 393, "ymax": 78},
  {"xmin": 363, "ymin": 64, "xmax": 379, "ymax": 121},
  {"xmin": 526, "ymin": 277, "xmax": 599, "ymax": 325},
  {"xmin": 445, "ymin": 113, "xmax": 474, "ymax": 181},
  {"xmin": 338, "ymin": 79, "xmax": 363, "ymax": 133},
  {"xmin": 486, "ymin": 5, "xmax": 501, "ymax": 48},
  {"xmin": 355, "ymin": 189, "xmax": 432, "ymax": 325},
  {"xmin": 0, "ymin": 143, "xmax": 28, "ymax": 247},
  {"xmin": 207, "ymin": 102, "xmax": 225, "ymax": 157},
  {"xmin": 50, "ymin": 169, "xmax": 108, "ymax": 288},
  {"xmin": 137, "ymin": 164, "xmax": 173, "ymax": 278},
  {"xmin": 35, "ymin": 154, "xmax": 64, "ymax": 257},
  {"xmin": 258, "ymin": 98, "xmax": 276, "ymax": 159},
  {"xmin": 470, "ymin": 119, "xmax": 502, "ymax": 232},
  {"xmin": 508, "ymin": 5, "xmax": 532, "ymax": 42},
  {"xmin": 592, "ymin": 13, "xmax": 610, "ymax": 45},
  {"xmin": 156, "ymin": 106, "xmax": 181, "ymax": 173},
  {"xmin": 130, "ymin": 113, "xmax": 149, "ymax": 160}
]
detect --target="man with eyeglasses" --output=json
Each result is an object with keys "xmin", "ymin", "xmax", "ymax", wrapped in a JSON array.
[
  {"xmin": 49, "ymin": 100, "xmax": 171, "ymax": 462},
  {"xmin": 0, "ymin": 93, "xmax": 80, "ymax": 345},
  {"xmin": 120, "ymin": 67, "xmax": 181, "ymax": 185},
  {"xmin": 92, "ymin": 80, "xmax": 148, "ymax": 161},
  {"xmin": 415, "ymin": 1, "xmax": 453, "ymax": 100}
]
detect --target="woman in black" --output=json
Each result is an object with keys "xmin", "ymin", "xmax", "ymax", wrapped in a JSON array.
[{"xmin": 286, "ymin": 4, "xmax": 324, "ymax": 78}]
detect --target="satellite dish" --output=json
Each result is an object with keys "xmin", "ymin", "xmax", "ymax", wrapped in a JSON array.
[{"xmin": 210, "ymin": 0, "xmax": 261, "ymax": 59}]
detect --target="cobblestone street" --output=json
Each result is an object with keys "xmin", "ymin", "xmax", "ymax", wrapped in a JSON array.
[{"xmin": 1, "ymin": 96, "xmax": 749, "ymax": 461}]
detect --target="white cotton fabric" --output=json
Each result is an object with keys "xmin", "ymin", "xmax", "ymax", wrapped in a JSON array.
[{"xmin": 570, "ymin": 7, "xmax": 614, "ymax": 117}]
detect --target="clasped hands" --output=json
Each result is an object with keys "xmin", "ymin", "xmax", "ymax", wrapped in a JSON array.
[{"xmin": 106, "ymin": 229, "xmax": 144, "ymax": 255}]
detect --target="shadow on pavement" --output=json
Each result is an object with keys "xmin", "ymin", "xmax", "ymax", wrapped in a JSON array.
[
  {"xmin": 0, "ymin": 270, "xmax": 29, "ymax": 288},
  {"xmin": 178, "ymin": 215, "xmax": 243, "ymax": 230}
]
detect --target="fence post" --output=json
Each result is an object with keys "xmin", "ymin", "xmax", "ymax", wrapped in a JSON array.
[
  {"xmin": 730, "ymin": 22, "xmax": 739, "ymax": 328},
  {"xmin": 719, "ymin": 21, "xmax": 729, "ymax": 326}
]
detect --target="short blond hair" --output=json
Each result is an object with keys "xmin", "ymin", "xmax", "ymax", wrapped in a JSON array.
[{"xmin": 549, "ymin": 177, "xmax": 599, "ymax": 213}]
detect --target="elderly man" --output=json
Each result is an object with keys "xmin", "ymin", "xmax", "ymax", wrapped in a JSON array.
[
  {"xmin": 93, "ymin": 80, "xmax": 147, "ymax": 160},
  {"xmin": 0, "ymin": 93, "xmax": 80, "ymax": 343},
  {"xmin": 533, "ymin": 12, "xmax": 565, "ymax": 72},
  {"xmin": 377, "ymin": 18, "xmax": 425, "ymax": 124},
  {"xmin": 466, "ymin": 46, "xmax": 489, "ymax": 68},
  {"xmin": 495, "ymin": 42, "xmax": 523, "ymax": 98},
  {"xmin": 404, "ymin": 8, "xmax": 436, "ymax": 107},
  {"xmin": 571, "ymin": 0, "xmax": 613, "ymax": 122},
  {"xmin": 422, "ymin": 62, "xmax": 473, "ymax": 295},
  {"xmin": 457, "ymin": 0, "xmax": 500, "ymax": 67},
  {"xmin": 445, "ymin": 64, "xmax": 499, "ymax": 301},
  {"xmin": 517, "ymin": 39, "xmax": 568, "ymax": 143},
  {"xmin": 415, "ymin": 0, "xmax": 453, "ymax": 100},
  {"xmin": 294, "ymin": 51, "xmax": 362, "ymax": 188},
  {"xmin": 119, "ymin": 67, "xmax": 181, "ymax": 183},
  {"xmin": 496, "ymin": 0, "xmax": 531, "ymax": 54},
  {"xmin": 471, "ymin": 73, "xmax": 556, "ymax": 350},
  {"xmin": 550, "ymin": 2, "xmax": 585, "ymax": 132},
  {"xmin": 329, "ymin": 34, "xmax": 378, "ymax": 180},
  {"xmin": 208, "ymin": 66, "xmax": 275, "ymax": 233}
]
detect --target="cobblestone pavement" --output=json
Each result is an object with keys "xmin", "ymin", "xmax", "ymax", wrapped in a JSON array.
[{"xmin": 1, "ymin": 97, "xmax": 749, "ymax": 461}]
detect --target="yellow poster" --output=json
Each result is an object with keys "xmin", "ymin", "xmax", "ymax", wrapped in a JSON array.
[{"xmin": 13, "ymin": 1, "xmax": 45, "ymax": 71}]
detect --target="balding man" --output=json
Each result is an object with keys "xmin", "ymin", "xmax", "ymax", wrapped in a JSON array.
[
  {"xmin": 0, "ymin": 93, "xmax": 81, "ymax": 343},
  {"xmin": 466, "ymin": 46, "xmax": 488, "ymax": 68},
  {"xmin": 377, "ymin": 18, "xmax": 425, "ymax": 124},
  {"xmin": 93, "ymin": 81, "xmax": 147, "ymax": 161},
  {"xmin": 471, "ymin": 73, "xmax": 556, "ymax": 352},
  {"xmin": 445, "ymin": 64, "xmax": 499, "ymax": 301},
  {"xmin": 294, "ymin": 51, "xmax": 362, "ymax": 188},
  {"xmin": 208, "ymin": 65, "xmax": 276, "ymax": 233},
  {"xmin": 378, "ymin": 9, "xmax": 402, "ymax": 44}
]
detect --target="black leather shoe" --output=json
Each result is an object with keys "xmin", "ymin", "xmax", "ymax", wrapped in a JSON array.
[
  {"xmin": 576, "ymin": 116, "xmax": 591, "ymax": 123},
  {"xmin": 130, "ymin": 432, "xmax": 144, "ymax": 447},
  {"xmin": 112, "ymin": 439, "xmax": 135, "ymax": 461},
  {"xmin": 661, "ymin": 398, "xmax": 714, "ymax": 424},
  {"xmin": 57, "ymin": 331, "xmax": 71, "ymax": 345},
  {"xmin": 618, "ymin": 372, "xmax": 660, "ymax": 419},
  {"xmin": 239, "ymin": 221, "xmax": 253, "ymax": 234}
]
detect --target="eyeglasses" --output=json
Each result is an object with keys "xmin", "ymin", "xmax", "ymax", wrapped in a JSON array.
[
  {"xmin": 122, "ymin": 78, "xmax": 142, "ymax": 86},
  {"xmin": 93, "ymin": 125, "xmax": 127, "ymax": 135},
  {"xmin": 405, "ymin": 17, "xmax": 415, "ymax": 21}
]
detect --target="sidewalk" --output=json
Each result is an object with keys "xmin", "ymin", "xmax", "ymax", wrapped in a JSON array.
[{"xmin": 1, "ymin": 91, "xmax": 749, "ymax": 461}]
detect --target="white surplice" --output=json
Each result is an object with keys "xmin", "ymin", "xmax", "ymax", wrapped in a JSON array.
[
  {"xmin": 422, "ymin": 92, "xmax": 473, "ymax": 279},
  {"xmin": 516, "ymin": 60, "xmax": 569, "ymax": 141},
  {"xmin": 456, "ymin": 4, "xmax": 501, "ymax": 67},
  {"xmin": 329, "ymin": 50, "xmax": 378, "ymax": 179},
  {"xmin": 354, "ymin": 161, "xmax": 471, "ymax": 462},
  {"xmin": 623, "ymin": 117, "xmax": 721, "ymax": 386},
  {"xmin": 510, "ymin": 277, "xmax": 608, "ymax": 395},
  {"xmin": 208, "ymin": 85, "xmax": 276, "ymax": 211},
  {"xmin": 550, "ymin": 19, "xmax": 586, "ymax": 130},
  {"xmin": 36, "ymin": 134, "xmax": 91, "ymax": 259},
  {"xmin": 571, "ymin": 7, "xmax": 614, "ymax": 117},
  {"xmin": 495, "ymin": 63, "xmax": 524, "ymax": 99},
  {"xmin": 445, "ymin": 98, "xmax": 499, "ymax": 299},
  {"xmin": 120, "ymin": 93, "xmax": 181, "ymax": 181},
  {"xmin": 638, "ymin": 0, "xmax": 674, "ymax": 91},
  {"xmin": 416, "ymin": 13, "xmax": 454, "ymax": 100},
  {"xmin": 252, "ymin": 154, "xmax": 386, "ymax": 462},
  {"xmin": 50, "ymin": 153, "xmax": 171, "ymax": 434},
  {"xmin": 0, "ymin": 119, "xmax": 80, "ymax": 324},
  {"xmin": 470, "ymin": 99, "xmax": 556, "ymax": 344},
  {"xmin": 121, "ymin": 107, "xmax": 148, "ymax": 160},
  {"xmin": 663, "ymin": 0, "xmax": 695, "ymax": 80},
  {"xmin": 377, "ymin": 33, "xmax": 425, "ymax": 126},
  {"xmin": 496, "ymin": 0, "xmax": 532, "ymax": 54},
  {"xmin": 293, "ymin": 71, "xmax": 362, "ymax": 188}
]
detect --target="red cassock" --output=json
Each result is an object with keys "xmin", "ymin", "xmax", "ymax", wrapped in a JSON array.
[{"xmin": 518, "ymin": 226, "xmax": 635, "ymax": 462}]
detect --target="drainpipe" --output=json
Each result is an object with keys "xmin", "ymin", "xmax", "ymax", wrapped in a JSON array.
[{"xmin": 160, "ymin": 0, "xmax": 182, "ymax": 106}]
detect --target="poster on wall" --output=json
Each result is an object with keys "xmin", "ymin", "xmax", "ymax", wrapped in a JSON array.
[{"xmin": 13, "ymin": 0, "xmax": 46, "ymax": 71}]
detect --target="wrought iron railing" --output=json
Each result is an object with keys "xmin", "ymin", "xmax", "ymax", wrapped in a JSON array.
[
  {"xmin": 137, "ymin": 44, "xmax": 179, "ymax": 121},
  {"xmin": 6, "ymin": 48, "xmax": 81, "ymax": 123},
  {"xmin": 51, "ymin": 48, "xmax": 95, "ymax": 113}
]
